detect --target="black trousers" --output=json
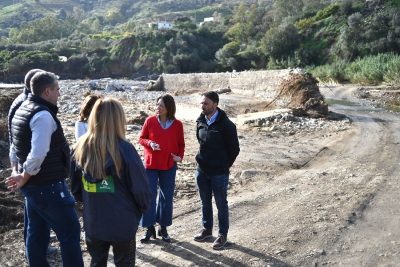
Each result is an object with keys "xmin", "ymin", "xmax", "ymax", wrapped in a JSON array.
[{"xmin": 86, "ymin": 235, "xmax": 136, "ymax": 267}]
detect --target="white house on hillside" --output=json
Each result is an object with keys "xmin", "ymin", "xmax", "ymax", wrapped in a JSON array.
[
  {"xmin": 158, "ymin": 21, "xmax": 173, "ymax": 30},
  {"xmin": 199, "ymin": 16, "xmax": 218, "ymax": 26},
  {"xmin": 148, "ymin": 21, "xmax": 173, "ymax": 30}
]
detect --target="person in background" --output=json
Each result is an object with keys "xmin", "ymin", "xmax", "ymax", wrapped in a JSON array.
[
  {"xmin": 6, "ymin": 71, "xmax": 84, "ymax": 266},
  {"xmin": 71, "ymin": 97, "xmax": 151, "ymax": 266},
  {"xmin": 8, "ymin": 69, "xmax": 44, "ymax": 174},
  {"xmin": 75, "ymin": 94, "xmax": 102, "ymax": 140},
  {"xmin": 193, "ymin": 91, "xmax": 240, "ymax": 250},
  {"xmin": 139, "ymin": 94, "xmax": 185, "ymax": 243}
]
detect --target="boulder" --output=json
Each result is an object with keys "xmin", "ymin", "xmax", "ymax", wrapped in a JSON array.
[{"xmin": 146, "ymin": 76, "xmax": 165, "ymax": 91}]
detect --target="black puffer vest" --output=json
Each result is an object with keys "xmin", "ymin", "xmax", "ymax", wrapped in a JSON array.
[{"xmin": 11, "ymin": 94, "xmax": 70, "ymax": 186}]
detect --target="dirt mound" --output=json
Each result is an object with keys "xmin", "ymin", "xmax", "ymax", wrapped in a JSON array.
[
  {"xmin": 0, "ymin": 89, "xmax": 21, "ymax": 168},
  {"xmin": 277, "ymin": 73, "xmax": 328, "ymax": 117},
  {"xmin": 127, "ymin": 111, "xmax": 149, "ymax": 125},
  {"xmin": 0, "ymin": 90, "xmax": 24, "ymax": 233},
  {"xmin": 0, "ymin": 170, "xmax": 24, "ymax": 234}
]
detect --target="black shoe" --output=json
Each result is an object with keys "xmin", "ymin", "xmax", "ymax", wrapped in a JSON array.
[
  {"xmin": 158, "ymin": 226, "xmax": 171, "ymax": 243},
  {"xmin": 140, "ymin": 226, "xmax": 156, "ymax": 243},
  {"xmin": 212, "ymin": 234, "xmax": 227, "ymax": 250},
  {"xmin": 193, "ymin": 228, "xmax": 212, "ymax": 242}
]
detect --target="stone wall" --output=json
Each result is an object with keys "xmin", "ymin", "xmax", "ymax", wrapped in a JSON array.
[
  {"xmin": 162, "ymin": 69, "xmax": 291, "ymax": 100},
  {"xmin": 162, "ymin": 69, "xmax": 328, "ymax": 117}
]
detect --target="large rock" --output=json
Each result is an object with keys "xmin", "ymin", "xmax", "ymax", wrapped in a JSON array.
[{"xmin": 146, "ymin": 76, "xmax": 165, "ymax": 91}]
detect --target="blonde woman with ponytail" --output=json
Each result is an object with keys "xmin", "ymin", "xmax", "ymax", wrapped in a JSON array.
[{"xmin": 70, "ymin": 97, "xmax": 151, "ymax": 267}]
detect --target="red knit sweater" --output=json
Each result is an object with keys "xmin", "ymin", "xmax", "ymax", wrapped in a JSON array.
[{"xmin": 139, "ymin": 115, "xmax": 185, "ymax": 170}]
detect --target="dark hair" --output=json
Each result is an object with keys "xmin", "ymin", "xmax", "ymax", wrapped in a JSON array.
[
  {"xmin": 24, "ymin": 69, "xmax": 44, "ymax": 90},
  {"xmin": 79, "ymin": 94, "xmax": 103, "ymax": 121},
  {"xmin": 157, "ymin": 94, "xmax": 176, "ymax": 120},
  {"xmin": 30, "ymin": 71, "xmax": 58, "ymax": 96},
  {"xmin": 202, "ymin": 91, "xmax": 219, "ymax": 104}
]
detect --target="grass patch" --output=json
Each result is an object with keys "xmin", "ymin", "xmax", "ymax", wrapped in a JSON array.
[
  {"xmin": 311, "ymin": 53, "xmax": 400, "ymax": 85},
  {"xmin": 296, "ymin": 3, "xmax": 340, "ymax": 30},
  {"xmin": 0, "ymin": 2, "xmax": 23, "ymax": 16},
  {"xmin": 385, "ymin": 100, "xmax": 400, "ymax": 112},
  {"xmin": 389, "ymin": 0, "xmax": 400, "ymax": 7}
]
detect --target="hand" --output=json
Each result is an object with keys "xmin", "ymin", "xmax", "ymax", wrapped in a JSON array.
[
  {"xmin": 171, "ymin": 153, "xmax": 182, "ymax": 162},
  {"xmin": 5, "ymin": 173, "xmax": 29, "ymax": 191},
  {"xmin": 150, "ymin": 141, "xmax": 161, "ymax": 151}
]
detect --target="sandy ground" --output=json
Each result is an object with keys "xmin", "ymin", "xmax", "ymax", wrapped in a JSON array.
[{"xmin": 1, "ymin": 83, "xmax": 400, "ymax": 266}]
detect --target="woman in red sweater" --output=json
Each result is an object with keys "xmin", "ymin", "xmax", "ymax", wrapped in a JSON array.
[{"xmin": 139, "ymin": 94, "xmax": 185, "ymax": 242}]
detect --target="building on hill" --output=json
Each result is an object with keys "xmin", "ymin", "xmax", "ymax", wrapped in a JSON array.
[
  {"xmin": 148, "ymin": 21, "xmax": 173, "ymax": 30},
  {"xmin": 199, "ymin": 13, "xmax": 223, "ymax": 26},
  {"xmin": 158, "ymin": 21, "xmax": 172, "ymax": 30}
]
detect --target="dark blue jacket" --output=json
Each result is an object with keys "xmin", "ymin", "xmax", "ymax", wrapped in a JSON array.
[
  {"xmin": 8, "ymin": 87, "xmax": 30, "ymax": 145},
  {"xmin": 70, "ymin": 139, "xmax": 151, "ymax": 242},
  {"xmin": 196, "ymin": 108, "xmax": 240, "ymax": 175}
]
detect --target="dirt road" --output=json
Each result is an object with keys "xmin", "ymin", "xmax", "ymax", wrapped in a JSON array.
[
  {"xmin": 133, "ymin": 85, "xmax": 400, "ymax": 267},
  {"xmin": 1, "ymin": 84, "xmax": 400, "ymax": 266}
]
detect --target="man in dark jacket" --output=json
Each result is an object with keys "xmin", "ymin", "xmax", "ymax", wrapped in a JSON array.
[
  {"xmin": 193, "ymin": 91, "xmax": 240, "ymax": 250},
  {"xmin": 8, "ymin": 69, "xmax": 43, "ymax": 173},
  {"xmin": 6, "ymin": 71, "xmax": 83, "ymax": 267}
]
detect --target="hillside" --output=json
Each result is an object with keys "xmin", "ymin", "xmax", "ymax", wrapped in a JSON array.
[
  {"xmin": 0, "ymin": 0, "xmax": 270, "ymax": 37},
  {"xmin": 0, "ymin": 0, "xmax": 399, "ymax": 84}
]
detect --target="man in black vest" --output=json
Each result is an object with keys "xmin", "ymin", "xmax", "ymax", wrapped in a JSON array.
[
  {"xmin": 193, "ymin": 91, "xmax": 240, "ymax": 250},
  {"xmin": 6, "ymin": 69, "xmax": 58, "ymax": 255},
  {"xmin": 6, "ymin": 71, "xmax": 83, "ymax": 267}
]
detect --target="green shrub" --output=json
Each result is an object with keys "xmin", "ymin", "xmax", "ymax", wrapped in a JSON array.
[
  {"xmin": 311, "ymin": 53, "xmax": 400, "ymax": 85},
  {"xmin": 345, "ymin": 53, "xmax": 392, "ymax": 84},
  {"xmin": 296, "ymin": 4, "xmax": 340, "ymax": 30},
  {"xmin": 389, "ymin": 0, "xmax": 400, "ymax": 7},
  {"xmin": 310, "ymin": 60, "xmax": 348, "ymax": 83},
  {"xmin": 383, "ymin": 54, "xmax": 400, "ymax": 84}
]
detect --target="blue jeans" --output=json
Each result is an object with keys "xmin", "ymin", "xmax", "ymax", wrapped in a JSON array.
[
  {"xmin": 20, "ymin": 180, "xmax": 83, "ymax": 267},
  {"xmin": 196, "ymin": 170, "xmax": 229, "ymax": 236},
  {"xmin": 140, "ymin": 165, "xmax": 176, "ymax": 227}
]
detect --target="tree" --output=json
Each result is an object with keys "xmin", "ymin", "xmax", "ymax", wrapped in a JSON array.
[
  {"xmin": 106, "ymin": 8, "xmax": 124, "ymax": 25},
  {"xmin": 9, "ymin": 16, "xmax": 75, "ymax": 43},
  {"xmin": 273, "ymin": 0, "xmax": 304, "ymax": 25},
  {"xmin": 261, "ymin": 24, "xmax": 300, "ymax": 62},
  {"xmin": 174, "ymin": 17, "xmax": 196, "ymax": 31},
  {"xmin": 225, "ymin": 3, "xmax": 257, "ymax": 44},
  {"xmin": 333, "ymin": 12, "xmax": 363, "ymax": 60}
]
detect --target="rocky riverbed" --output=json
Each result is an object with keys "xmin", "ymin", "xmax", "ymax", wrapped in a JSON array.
[{"xmin": 0, "ymin": 78, "xmax": 359, "ymax": 266}]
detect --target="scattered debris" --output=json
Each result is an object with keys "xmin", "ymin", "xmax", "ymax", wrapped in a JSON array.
[{"xmin": 128, "ymin": 111, "xmax": 149, "ymax": 125}]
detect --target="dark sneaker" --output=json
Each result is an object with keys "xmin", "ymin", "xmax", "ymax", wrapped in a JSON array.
[
  {"xmin": 140, "ymin": 225, "xmax": 156, "ymax": 243},
  {"xmin": 158, "ymin": 226, "xmax": 171, "ymax": 243},
  {"xmin": 212, "ymin": 234, "xmax": 227, "ymax": 250},
  {"xmin": 193, "ymin": 228, "xmax": 212, "ymax": 242}
]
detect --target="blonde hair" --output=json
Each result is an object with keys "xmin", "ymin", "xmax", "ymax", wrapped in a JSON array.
[{"xmin": 74, "ymin": 97, "xmax": 126, "ymax": 179}]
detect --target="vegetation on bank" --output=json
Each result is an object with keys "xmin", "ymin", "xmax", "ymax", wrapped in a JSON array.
[
  {"xmin": 0, "ymin": 0, "xmax": 399, "ymax": 84},
  {"xmin": 310, "ymin": 53, "xmax": 400, "ymax": 85}
]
